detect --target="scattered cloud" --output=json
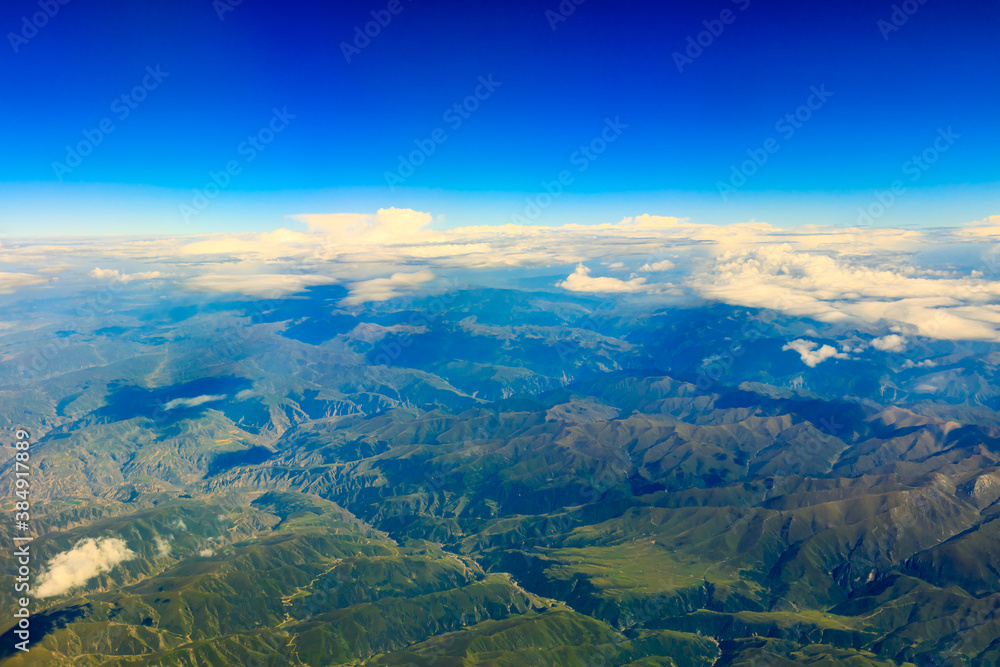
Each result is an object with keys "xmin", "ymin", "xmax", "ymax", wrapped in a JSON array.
[
  {"xmin": 164, "ymin": 394, "xmax": 226, "ymax": 411},
  {"xmin": 199, "ymin": 548, "xmax": 216, "ymax": 557},
  {"xmin": 871, "ymin": 334, "xmax": 907, "ymax": 352},
  {"xmin": 557, "ymin": 264, "xmax": 648, "ymax": 293},
  {"xmin": 782, "ymin": 339, "xmax": 849, "ymax": 367},
  {"xmin": 36, "ymin": 537, "xmax": 135, "ymax": 598},
  {"xmin": 639, "ymin": 259, "xmax": 675, "ymax": 272},
  {"xmin": 182, "ymin": 273, "xmax": 337, "ymax": 297},
  {"xmin": 340, "ymin": 270, "xmax": 436, "ymax": 306}
]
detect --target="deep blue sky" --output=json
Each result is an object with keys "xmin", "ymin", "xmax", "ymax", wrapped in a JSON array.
[{"xmin": 2, "ymin": 0, "xmax": 998, "ymax": 233}]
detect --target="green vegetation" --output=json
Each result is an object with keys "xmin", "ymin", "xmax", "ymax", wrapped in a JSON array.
[{"xmin": 5, "ymin": 291, "xmax": 1000, "ymax": 664}]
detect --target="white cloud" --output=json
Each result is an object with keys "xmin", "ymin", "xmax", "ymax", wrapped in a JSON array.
[
  {"xmin": 903, "ymin": 359, "xmax": 937, "ymax": 369},
  {"xmin": 557, "ymin": 264, "xmax": 648, "ymax": 293},
  {"xmin": 957, "ymin": 215, "xmax": 1000, "ymax": 239},
  {"xmin": 182, "ymin": 273, "xmax": 337, "ymax": 298},
  {"xmin": 172, "ymin": 519, "xmax": 187, "ymax": 531},
  {"xmin": 154, "ymin": 536, "xmax": 172, "ymax": 557},
  {"xmin": 340, "ymin": 270, "xmax": 436, "ymax": 306},
  {"xmin": 199, "ymin": 549, "xmax": 215, "ymax": 557},
  {"xmin": 9, "ymin": 210, "xmax": 1000, "ymax": 346},
  {"xmin": 178, "ymin": 228, "xmax": 315, "ymax": 258},
  {"xmin": 639, "ymin": 259, "xmax": 675, "ymax": 272},
  {"xmin": 0, "ymin": 272, "xmax": 50, "ymax": 293},
  {"xmin": 36, "ymin": 537, "xmax": 135, "ymax": 598},
  {"xmin": 89, "ymin": 268, "xmax": 165, "ymax": 283},
  {"xmin": 260, "ymin": 228, "xmax": 312, "ymax": 244},
  {"xmin": 871, "ymin": 334, "xmax": 907, "ymax": 352},
  {"xmin": 293, "ymin": 208, "xmax": 433, "ymax": 243},
  {"xmin": 782, "ymin": 339, "xmax": 849, "ymax": 367},
  {"xmin": 164, "ymin": 394, "xmax": 226, "ymax": 410},
  {"xmin": 690, "ymin": 244, "xmax": 1000, "ymax": 343}
]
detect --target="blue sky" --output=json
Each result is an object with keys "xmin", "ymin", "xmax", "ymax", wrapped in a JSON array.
[{"xmin": 1, "ymin": 0, "xmax": 998, "ymax": 234}]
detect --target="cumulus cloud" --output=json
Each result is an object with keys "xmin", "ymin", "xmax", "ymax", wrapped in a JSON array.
[
  {"xmin": 199, "ymin": 548, "xmax": 215, "ymax": 557},
  {"xmin": 639, "ymin": 259, "xmax": 675, "ymax": 272},
  {"xmin": 557, "ymin": 265, "xmax": 648, "ymax": 293},
  {"xmin": 293, "ymin": 208, "xmax": 434, "ymax": 243},
  {"xmin": 182, "ymin": 273, "xmax": 337, "ymax": 297},
  {"xmin": 340, "ymin": 270, "xmax": 436, "ymax": 306},
  {"xmin": 172, "ymin": 519, "xmax": 187, "ymax": 531},
  {"xmin": 782, "ymin": 339, "xmax": 849, "ymax": 367},
  {"xmin": 871, "ymin": 334, "xmax": 907, "ymax": 352},
  {"xmin": 691, "ymin": 244, "xmax": 1000, "ymax": 343},
  {"xmin": 36, "ymin": 537, "xmax": 135, "ymax": 598},
  {"xmin": 164, "ymin": 394, "xmax": 226, "ymax": 410}
]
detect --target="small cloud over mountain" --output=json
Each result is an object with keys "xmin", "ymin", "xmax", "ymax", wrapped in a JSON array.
[
  {"xmin": 341, "ymin": 270, "xmax": 436, "ymax": 305},
  {"xmin": 164, "ymin": 394, "xmax": 227, "ymax": 410},
  {"xmin": 782, "ymin": 339, "xmax": 849, "ymax": 367},
  {"xmin": 36, "ymin": 537, "xmax": 135, "ymax": 598},
  {"xmin": 871, "ymin": 334, "xmax": 907, "ymax": 352}
]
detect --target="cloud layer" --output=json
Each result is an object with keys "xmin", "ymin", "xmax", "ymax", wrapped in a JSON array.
[
  {"xmin": 89, "ymin": 268, "xmax": 165, "ymax": 283},
  {"xmin": 690, "ymin": 243, "xmax": 1000, "ymax": 342},
  {"xmin": 3, "ymin": 208, "xmax": 1000, "ymax": 342},
  {"xmin": 0, "ymin": 272, "xmax": 50, "ymax": 293}
]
